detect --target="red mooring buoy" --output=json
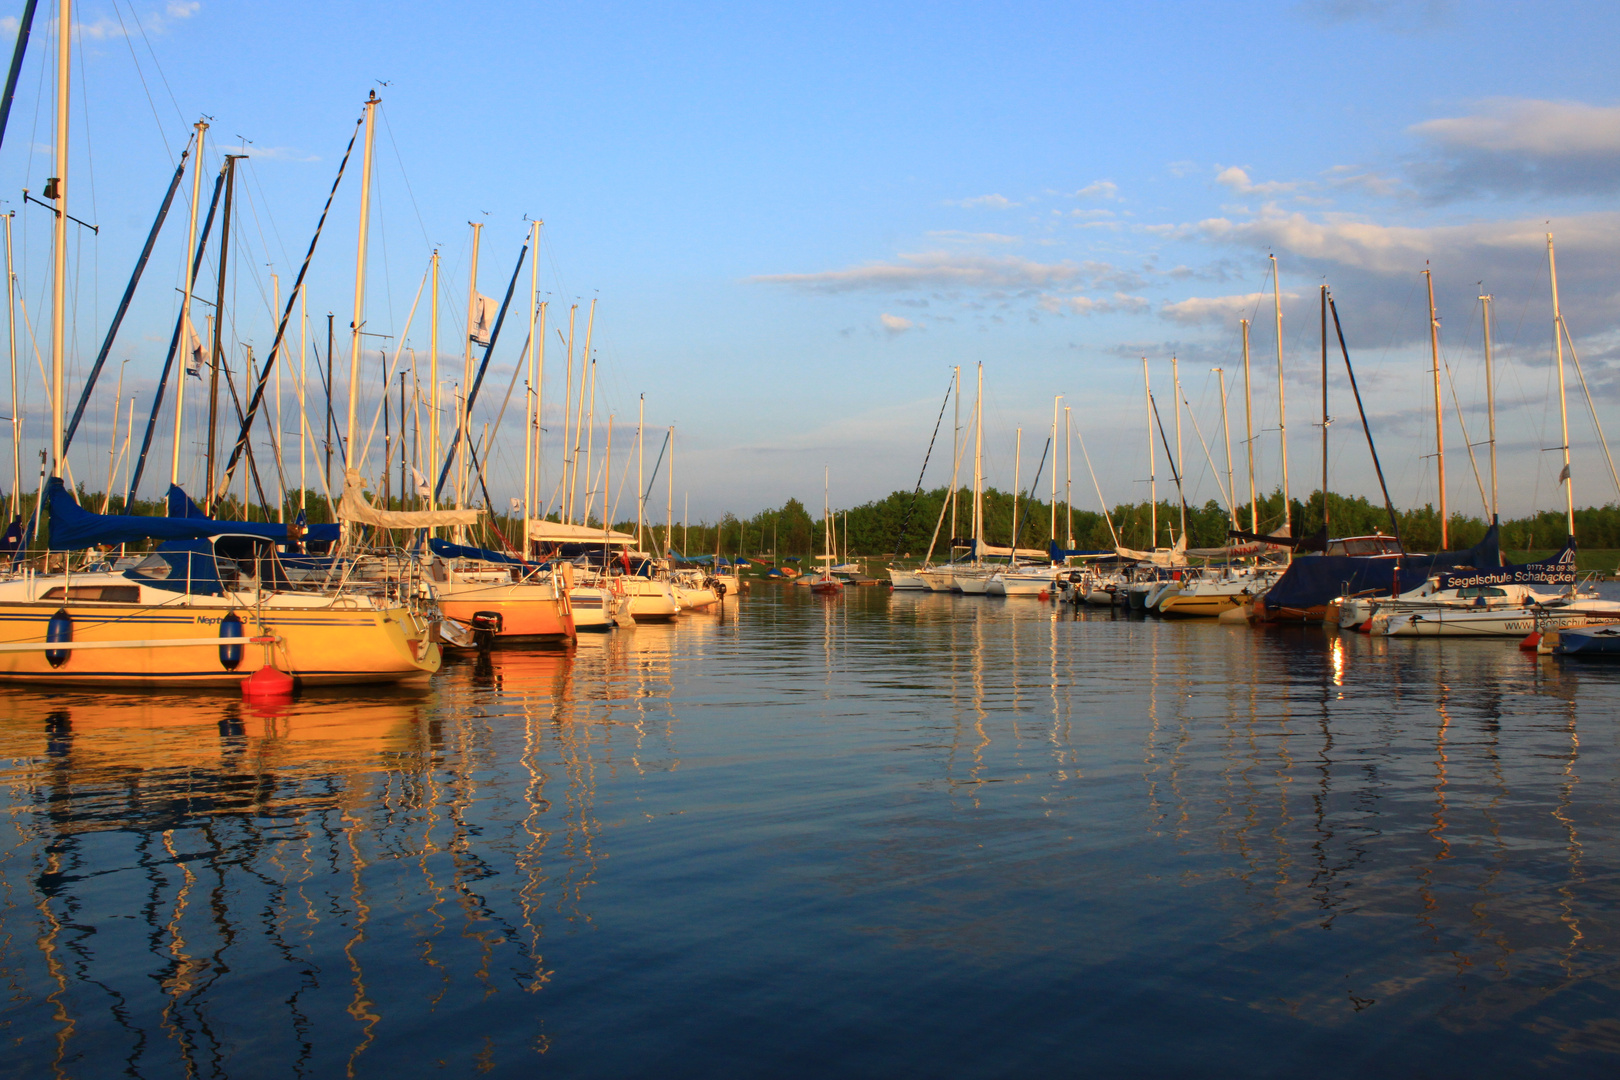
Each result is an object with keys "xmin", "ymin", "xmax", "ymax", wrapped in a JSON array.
[
  {"xmin": 1518, "ymin": 631, "xmax": 1542, "ymax": 652},
  {"xmin": 242, "ymin": 665, "xmax": 295, "ymax": 698}
]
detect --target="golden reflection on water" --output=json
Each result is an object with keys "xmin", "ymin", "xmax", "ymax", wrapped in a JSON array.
[{"xmin": 0, "ymin": 588, "xmax": 1616, "ymax": 1074}]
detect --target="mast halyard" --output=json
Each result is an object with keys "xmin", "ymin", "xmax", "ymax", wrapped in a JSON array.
[
  {"xmin": 459, "ymin": 221, "xmax": 482, "ymax": 513},
  {"xmin": 428, "ymin": 249, "xmax": 439, "ymax": 510},
  {"xmin": 204, "ymin": 153, "xmax": 242, "ymax": 512},
  {"xmin": 345, "ymin": 90, "xmax": 379, "ymax": 486},
  {"xmin": 169, "ymin": 124, "xmax": 207, "ymax": 487},
  {"xmin": 1216, "ymin": 367, "xmax": 1236, "ymax": 529}
]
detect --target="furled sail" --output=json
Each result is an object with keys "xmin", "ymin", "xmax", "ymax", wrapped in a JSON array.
[{"xmin": 337, "ymin": 469, "xmax": 482, "ymax": 527}]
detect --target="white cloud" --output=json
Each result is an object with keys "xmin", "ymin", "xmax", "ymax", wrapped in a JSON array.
[
  {"xmin": 880, "ymin": 313, "xmax": 914, "ymax": 334},
  {"xmin": 945, "ymin": 194, "xmax": 1019, "ymax": 210},
  {"xmin": 1071, "ymin": 180, "xmax": 1118, "ymax": 200},
  {"xmin": 1409, "ymin": 99, "xmax": 1620, "ymax": 197},
  {"xmin": 1160, "ymin": 291, "xmax": 1300, "ymax": 325},
  {"xmin": 1215, "ymin": 165, "xmax": 1299, "ymax": 197},
  {"xmin": 752, "ymin": 251, "xmax": 1111, "ymax": 293},
  {"xmin": 924, "ymin": 230, "xmax": 1021, "ymax": 245},
  {"xmin": 69, "ymin": 1, "xmax": 199, "ymax": 41},
  {"xmin": 1039, "ymin": 292, "xmax": 1149, "ymax": 316}
]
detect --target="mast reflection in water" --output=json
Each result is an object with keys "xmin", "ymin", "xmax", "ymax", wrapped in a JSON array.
[{"xmin": 2, "ymin": 589, "xmax": 1618, "ymax": 1077}]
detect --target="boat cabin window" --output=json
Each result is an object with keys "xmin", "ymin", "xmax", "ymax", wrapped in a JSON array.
[
  {"xmin": 1328, "ymin": 536, "xmax": 1403, "ymax": 557},
  {"xmin": 39, "ymin": 584, "xmax": 142, "ymax": 602},
  {"xmin": 212, "ymin": 536, "xmax": 293, "ymax": 591},
  {"xmin": 1456, "ymin": 585, "xmax": 1507, "ymax": 598}
]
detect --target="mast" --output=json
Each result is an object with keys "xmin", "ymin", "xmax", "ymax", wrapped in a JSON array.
[
  {"xmin": 47, "ymin": 0, "xmax": 68, "ymax": 480},
  {"xmin": 951, "ymin": 365, "xmax": 960, "ymax": 548},
  {"xmin": 1064, "ymin": 405, "xmax": 1073, "ymax": 547},
  {"xmin": 297, "ymin": 282, "xmax": 307, "ymax": 510},
  {"xmin": 1480, "ymin": 290, "xmax": 1497, "ymax": 522},
  {"xmin": 344, "ymin": 90, "xmax": 379, "ymax": 477},
  {"xmin": 636, "ymin": 394, "xmax": 644, "ymax": 550},
  {"xmin": 561, "ymin": 302, "xmax": 575, "ymax": 522},
  {"xmin": 571, "ymin": 299, "xmax": 595, "ymax": 523},
  {"xmin": 1424, "ymin": 267, "xmax": 1447, "ymax": 548},
  {"xmin": 602, "ymin": 414, "xmax": 611, "ymax": 540},
  {"xmin": 324, "ymin": 314, "xmax": 333, "ymax": 490},
  {"xmin": 103, "ymin": 363, "xmax": 123, "ymax": 511},
  {"xmin": 1270, "ymin": 255, "xmax": 1291, "ymax": 542},
  {"xmin": 533, "ymin": 300, "xmax": 546, "ymax": 525},
  {"xmin": 459, "ymin": 221, "xmax": 482, "ymax": 509},
  {"xmin": 428, "ymin": 249, "xmax": 439, "ymax": 509},
  {"xmin": 1142, "ymin": 358, "xmax": 1155, "ymax": 547},
  {"xmin": 204, "ymin": 154, "xmax": 242, "ymax": 510},
  {"xmin": 666, "ymin": 425, "xmax": 674, "ymax": 558},
  {"xmin": 1548, "ymin": 234, "xmax": 1575, "ymax": 538},
  {"xmin": 973, "ymin": 361, "xmax": 983, "ymax": 564},
  {"xmin": 582, "ymin": 304, "xmax": 597, "ymax": 522},
  {"xmin": 1320, "ymin": 283, "xmax": 1329, "ymax": 534},
  {"xmin": 170, "ymin": 120, "xmax": 208, "ymax": 486},
  {"xmin": 5, "ymin": 212, "xmax": 16, "ymax": 518},
  {"xmin": 522, "ymin": 219, "xmax": 539, "ymax": 550},
  {"xmin": 1242, "ymin": 318, "xmax": 1256, "ymax": 533},
  {"xmin": 1011, "ymin": 427, "xmax": 1022, "ymax": 558},
  {"xmin": 1171, "ymin": 354, "xmax": 1185, "ymax": 543},
  {"xmin": 1050, "ymin": 396, "xmax": 1059, "ymax": 541},
  {"xmin": 1217, "ymin": 367, "xmax": 1236, "ymax": 528}
]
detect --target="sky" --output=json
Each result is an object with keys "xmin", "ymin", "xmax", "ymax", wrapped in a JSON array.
[{"xmin": 5, "ymin": 0, "xmax": 1620, "ymax": 528}]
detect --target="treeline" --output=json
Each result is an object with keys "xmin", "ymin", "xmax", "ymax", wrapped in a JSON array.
[{"xmin": 14, "ymin": 482, "xmax": 1620, "ymax": 559}]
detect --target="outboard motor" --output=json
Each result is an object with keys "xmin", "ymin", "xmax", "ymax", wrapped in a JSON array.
[{"xmin": 470, "ymin": 610, "xmax": 503, "ymax": 651}]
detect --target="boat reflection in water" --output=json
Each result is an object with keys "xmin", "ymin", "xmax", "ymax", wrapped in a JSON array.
[
  {"xmin": 1, "ymin": 586, "xmax": 1617, "ymax": 1076},
  {"xmin": 0, "ymin": 632, "xmax": 679, "ymax": 1078}
]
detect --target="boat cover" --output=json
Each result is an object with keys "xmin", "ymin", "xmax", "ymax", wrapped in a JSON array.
[
  {"xmin": 167, "ymin": 485, "xmax": 341, "ymax": 543},
  {"xmin": 527, "ymin": 519, "xmax": 636, "ymax": 544},
  {"xmin": 49, "ymin": 478, "xmax": 223, "ymax": 549},
  {"xmin": 428, "ymin": 536, "xmax": 534, "ymax": 567},
  {"xmin": 1262, "ymin": 523, "xmax": 1502, "ymax": 612}
]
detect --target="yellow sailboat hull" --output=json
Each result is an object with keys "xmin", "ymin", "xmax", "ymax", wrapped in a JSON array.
[{"xmin": 0, "ymin": 600, "xmax": 440, "ymax": 687}]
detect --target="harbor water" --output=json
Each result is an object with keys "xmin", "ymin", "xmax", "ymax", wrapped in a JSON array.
[{"xmin": 2, "ymin": 584, "xmax": 1618, "ymax": 1077}]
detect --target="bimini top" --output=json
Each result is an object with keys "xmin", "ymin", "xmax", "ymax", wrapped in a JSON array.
[{"xmin": 526, "ymin": 519, "xmax": 637, "ymax": 545}]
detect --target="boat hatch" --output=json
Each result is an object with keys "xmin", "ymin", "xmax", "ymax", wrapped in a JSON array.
[{"xmin": 39, "ymin": 585, "xmax": 142, "ymax": 602}]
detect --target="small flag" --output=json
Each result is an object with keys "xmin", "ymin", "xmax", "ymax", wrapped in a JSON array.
[
  {"xmin": 1559, "ymin": 464, "xmax": 1572, "ymax": 483},
  {"xmin": 412, "ymin": 467, "xmax": 430, "ymax": 499},
  {"xmin": 509, "ymin": 497, "xmax": 522, "ymax": 515},
  {"xmin": 470, "ymin": 293, "xmax": 498, "ymax": 346}
]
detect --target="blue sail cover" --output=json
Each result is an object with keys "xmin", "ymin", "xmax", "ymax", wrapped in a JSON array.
[
  {"xmin": 166, "ymin": 485, "xmax": 340, "ymax": 544},
  {"xmin": 1048, "ymin": 542, "xmax": 1116, "ymax": 559},
  {"xmin": 49, "ymin": 477, "xmax": 222, "ymax": 549},
  {"xmin": 1263, "ymin": 522, "xmax": 1502, "ymax": 612},
  {"xmin": 428, "ymin": 536, "xmax": 531, "ymax": 567},
  {"xmin": 1436, "ymin": 537, "xmax": 1576, "ymax": 589}
]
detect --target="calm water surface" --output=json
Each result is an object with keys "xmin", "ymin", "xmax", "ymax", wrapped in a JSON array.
[{"xmin": 2, "ymin": 585, "xmax": 1618, "ymax": 1078}]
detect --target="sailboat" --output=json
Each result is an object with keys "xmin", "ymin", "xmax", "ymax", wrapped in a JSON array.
[
  {"xmin": 811, "ymin": 467, "xmax": 843, "ymax": 594},
  {"xmin": 0, "ymin": 60, "xmax": 441, "ymax": 686}
]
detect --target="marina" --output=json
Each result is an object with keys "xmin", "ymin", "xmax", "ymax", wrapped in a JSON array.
[{"xmin": 3, "ymin": 584, "xmax": 1619, "ymax": 1076}]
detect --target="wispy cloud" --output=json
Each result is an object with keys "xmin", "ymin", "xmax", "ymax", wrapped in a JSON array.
[
  {"xmin": 944, "ymin": 194, "xmax": 1020, "ymax": 210},
  {"xmin": 1040, "ymin": 293, "xmax": 1149, "ymax": 316},
  {"xmin": 879, "ymin": 313, "xmax": 915, "ymax": 334},
  {"xmin": 21, "ymin": 1, "xmax": 204, "ymax": 41},
  {"xmin": 925, "ymin": 230, "xmax": 1021, "ymax": 245},
  {"xmin": 1071, "ymin": 180, "xmax": 1118, "ymax": 200},
  {"xmin": 751, "ymin": 252, "xmax": 1130, "ymax": 293},
  {"xmin": 1295, "ymin": 0, "xmax": 1454, "ymax": 31},
  {"xmin": 1160, "ymin": 291, "xmax": 1299, "ymax": 325},
  {"xmin": 1215, "ymin": 165, "xmax": 1299, "ymax": 197},
  {"xmin": 1409, "ymin": 98, "xmax": 1620, "ymax": 198}
]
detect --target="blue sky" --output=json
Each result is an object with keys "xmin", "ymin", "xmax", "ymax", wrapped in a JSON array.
[{"xmin": 7, "ymin": 0, "xmax": 1620, "ymax": 526}]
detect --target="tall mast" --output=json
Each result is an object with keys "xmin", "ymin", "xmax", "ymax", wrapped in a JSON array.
[
  {"xmin": 1480, "ymin": 290, "xmax": 1497, "ymax": 522},
  {"xmin": 582, "ymin": 302, "xmax": 597, "ymax": 522},
  {"xmin": 602, "ymin": 414, "xmax": 611, "ymax": 539},
  {"xmin": 1242, "ymin": 318, "xmax": 1257, "ymax": 533},
  {"xmin": 951, "ymin": 365, "xmax": 960, "ymax": 547},
  {"xmin": 1171, "ymin": 354, "xmax": 1185, "ymax": 542},
  {"xmin": 1011, "ymin": 427, "xmax": 1022, "ymax": 556},
  {"xmin": 636, "ymin": 393, "xmax": 644, "ymax": 550},
  {"xmin": 5, "ymin": 212, "xmax": 17, "ymax": 518},
  {"xmin": 1050, "ymin": 396, "xmax": 1059, "ymax": 541},
  {"xmin": 344, "ymin": 90, "xmax": 379, "ymax": 476},
  {"xmin": 561, "ymin": 302, "xmax": 575, "ymax": 521},
  {"xmin": 1270, "ymin": 255, "xmax": 1291, "ymax": 541},
  {"xmin": 297, "ymin": 282, "xmax": 307, "ymax": 510},
  {"xmin": 48, "ymin": 0, "xmax": 68, "ymax": 479},
  {"xmin": 428, "ymin": 249, "xmax": 439, "ymax": 509},
  {"xmin": 973, "ymin": 361, "xmax": 983, "ymax": 563},
  {"xmin": 666, "ymin": 424, "xmax": 674, "ymax": 558},
  {"xmin": 1064, "ymin": 405, "xmax": 1073, "ymax": 547},
  {"xmin": 572, "ymin": 298, "xmax": 595, "ymax": 522},
  {"xmin": 1142, "ymin": 358, "xmax": 1155, "ymax": 547},
  {"xmin": 1217, "ymin": 367, "xmax": 1236, "ymax": 528},
  {"xmin": 1424, "ymin": 267, "xmax": 1447, "ymax": 549},
  {"xmin": 1320, "ymin": 283, "xmax": 1329, "ymax": 535},
  {"xmin": 533, "ymin": 301, "xmax": 546, "ymax": 523},
  {"xmin": 1548, "ymin": 234, "xmax": 1575, "ymax": 538},
  {"xmin": 205, "ymin": 154, "xmax": 242, "ymax": 511},
  {"xmin": 522, "ymin": 219, "xmax": 539, "ymax": 549},
  {"xmin": 171, "ymin": 120, "xmax": 208, "ymax": 486},
  {"xmin": 459, "ymin": 221, "xmax": 482, "ymax": 508}
]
